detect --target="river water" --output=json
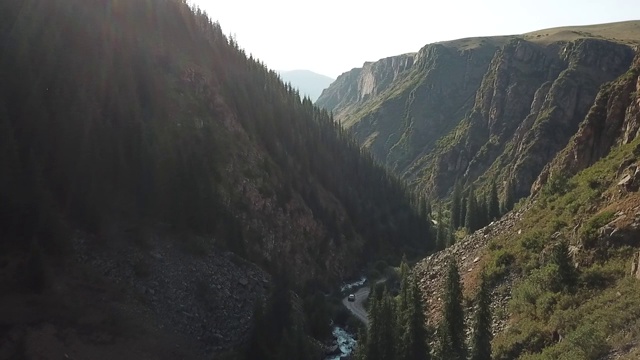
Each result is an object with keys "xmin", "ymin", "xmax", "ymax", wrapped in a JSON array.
[
  {"xmin": 325, "ymin": 325, "xmax": 357, "ymax": 359},
  {"xmin": 324, "ymin": 277, "xmax": 366, "ymax": 359},
  {"xmin": 340, "ymin": 276, "xmax": 366, "ymax": 293}
]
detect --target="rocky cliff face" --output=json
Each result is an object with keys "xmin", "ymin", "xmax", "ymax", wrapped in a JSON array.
[
  {"xmin": 314, "ymin": 67, "xmax": 363, "ymax": 114},
  {"xmin": 316, "ymin": 53, "xmax": 415, "ymax": 119},
  {"xmin": 318, "ymin": 37, "xmax": 510, "ymax": 176},
  {"xmin": 424, "ymin": 39, "xmax": 564, "ymax": 196},
  {"xmin": 319, "ymin": 28, "xmax": 638, "ymax": 201},
  {"xmin": 533, "ymin": 50, "xmax": 640, "ymax": 194},
  {"xmin": 319, "ymin": 22, "xmax": 640, "ymax": 359}
]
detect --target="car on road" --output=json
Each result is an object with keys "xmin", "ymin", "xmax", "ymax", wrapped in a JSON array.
[{"xmin": 348, "ymin": 294, "xmax": 355, "ymax": 302}]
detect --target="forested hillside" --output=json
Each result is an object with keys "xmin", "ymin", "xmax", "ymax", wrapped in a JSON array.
[
  {"xmin": 0, "ymin": 0, "xmax": 431, "ymax": 358},
  {"xmin": 0, "ymin": 0, "xmax": 431, "ymax": 283}
]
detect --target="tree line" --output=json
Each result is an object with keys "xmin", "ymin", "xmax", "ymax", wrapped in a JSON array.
[
  {"xmin": 355, "ymin": 259, "xmax": 493, "ymax": 360},
  {"xmin": 430, "ymin": 179, "xmax": 517, "ymax": 252}
]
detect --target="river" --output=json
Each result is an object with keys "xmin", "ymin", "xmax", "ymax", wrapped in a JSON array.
[
  {"xmin": 325, "ymin": 325, "xmax": 357, "ymax": 359},
  {"xmin": 324, "ymin": 277, "xmax": 366, "ymax": 359}
]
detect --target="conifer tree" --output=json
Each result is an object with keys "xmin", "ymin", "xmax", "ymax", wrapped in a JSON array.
[
  {"xmin": 451, "ymin": 182, "xmax": 462, "ymax": 228},
  {"xmin": 436, "ymin": 205, "xmax": 446, "ymax": 250},
  {"xmin": 398, "ymin": 276, "xmax": 431, "ymax": 360},
  {"xmin": 448, "ymin": 222, "xmax": 456, "ymax": 248},
  {"xmin": 459, "ymin": 187, "xmax": 468, "ymax": 232},
  {"xmin": 465, "ymin": 185, "xmax": 478, "ymax": 232},
  {"xmin": 438, "ymin": 260, "xmax": 466, "ymax": 360},
  {"xmin": 366, "ymin": 286, "xmax": 398, "ymax": 360},
  {"xmin": 552, "ymin": 240, "xmax": 577, "ymax": 291},
  {"xmin": 398, "ymin": 257, "xmax": 411, "ymax": 315},
  {"xmin": 503, "ymin": 180, "xmax": 516, "ymax": 214},
  {"xmin": 488, "ymin": 182, "xmax": 500, "ymax": 221},
  {"xmin": 365, "ymin": 288, "xmax": 382, "ymax": 360},
  {"xmin": 470, "ymin": 273, "xmax": 492, "ymax": 360},
  {"xmin": 276, "ymin": 323, "xmax": 311, "ymax": 360},
  {"xmin": 353, "ymin": 329, "xmax": 368, "ymax": 360},
  {"xmin": 477, "ymin": 194, "xmax": 488, "ymax": 229},
  {"xmin": 379, "ymin": 291, "xmax": 398, "ymax": 360}
]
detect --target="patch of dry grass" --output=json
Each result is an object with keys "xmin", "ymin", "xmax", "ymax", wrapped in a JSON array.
[{"xmin": 523, "ymin": 20, "xmax": 640, "ymax": 45}]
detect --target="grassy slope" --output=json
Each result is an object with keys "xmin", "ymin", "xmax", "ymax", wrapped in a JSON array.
[
  {"xmin": 524, "ymin": 20, "xmax": 640, "ymax": 45},
  {"xmin": 480, "ymin": 137, "xmax": 640, "ymax": 359}
]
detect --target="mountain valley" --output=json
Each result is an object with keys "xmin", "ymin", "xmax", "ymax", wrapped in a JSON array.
[{"xmin": 1, "ymin": 1, "xmax": 640, "ymax": 359}]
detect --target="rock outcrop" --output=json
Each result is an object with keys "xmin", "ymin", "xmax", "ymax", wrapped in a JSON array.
[
  {"xmin": 415, "ymin": 202, "xmax": 532, "ymax": 333},
  {"xmin": 632, "ymin": 251, "xmax": 640, "ymax": 279},
  {"xmin": 318, "ymin": 37, "xmax": 510, "ymax": 177},
  {"xmin": 318, "ymin": 23, "xmax": 639, "ymax": 203},
  {"xmin": 533, "ymin": 50, "xmax": 640, "ymax": 194},
  {"xmin": 316, "ymin": 53, "xmax": 416, "ymax": 119},
  {"xmin": 425, "ymin": 38, "xmax": 634, "ymax": 199}
]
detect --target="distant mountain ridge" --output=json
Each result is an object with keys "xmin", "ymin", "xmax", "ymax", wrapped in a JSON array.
[
  {"xmin": 316, "ymin": 20, "xmax": 640, "ymax": 201},
  {"xmin": 278, "ymin": 69, "xmax": 334, "ymax": 101}
]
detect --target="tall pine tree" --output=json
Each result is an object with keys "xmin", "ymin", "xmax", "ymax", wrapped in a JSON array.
[
  {"xmin": 502, "ymin": 180, "xmax": 516, "ymax": 214},
  {"xmin": 459, "ymin": 187, "xmax": 468, "ymax": 232},
  {"xmin": 448, "ymin": 222, "xmax": 456, "ymax": 248},
  {"xmin": 436, "ymin": 205, "xmax": 446, "ymax": 250},
  {"xmin": 465, "ymin": 185, "xmax": 478, "ymax": 232},
  {"xmin": 451, "ymin": 182, "xmax": 462, "ymax": 229},
  {"xmin": 470, "ymin": 273, "xmax": 492, "ymax": 360},
  {"xmin": 378, "ymin": 291, "xmax": 398, "ymax": 360},
  {"xmin": 488, "ymin": 182, "xmax": 500, "ymax": 221},
  {"xmin": 438, "ymin": 259, "xmax": 466, "ymax": 360},
  {"xmin": 398, "ymin": 257, "xmax": 411, "ymax": 314},
  {"xmin": 552, "ymin": 239, "xmax": 577, "ymax": 291},
  {"xmin": 398, "ymin": 275, "xmax": 431, "ymax": 360},
  {"xmin": 477, "ymin": 194, "xmax": 488, "ymax": 230},
  {"xmin": 365, "ymin": 286, "xmax": 398, "ymax": 360}
]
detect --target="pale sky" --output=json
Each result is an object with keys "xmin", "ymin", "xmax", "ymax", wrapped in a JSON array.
[{"xmin": 190, "ymin": 0, "xmax": 640, "ymax": 78}]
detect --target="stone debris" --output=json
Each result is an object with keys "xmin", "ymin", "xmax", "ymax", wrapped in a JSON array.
[
  {"xmin": 415, "ymin": 203, "xmax": 532, "ymax": 334},
  {"xmin": 72, "ymin": 231, "xmax": 270, "ymax": 355}
]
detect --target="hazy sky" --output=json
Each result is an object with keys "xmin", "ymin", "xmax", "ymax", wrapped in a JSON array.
[{"xmin": 190, "ymin": 0, "xmax": 639, "ymax": 78}]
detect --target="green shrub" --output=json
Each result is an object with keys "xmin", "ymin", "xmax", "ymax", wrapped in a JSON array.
[
  {"xmin": 566, "ymin": 325, "xmax": 609, "ymax": 359},
  {"xmin": 535, "ymin": 291, "xmax": 560, "ymax": 320},
  {"xmin": 579, "ymin": 264, "xmax": 617, "ymax": 289},
  {"xmin": 495, "ymin": 250, "xmax": 515, "ymax": 268},
  {"xmin": 580, "ymin": 211, "xmax": 615, "ymax": 248},
  {"xmin": 542, "ymin": 174, "xmax": 572, "ymax": 196},
  {"xmin": 529, "ymin": 324, "xmax": 610, "ymax": 360},
  {"xmin": 493, "ymin": 318, "xmax": 551, "ymax": 360},
  {"xmin": 486, "ymin": 249, "xmax": 515, "ymax": 284},
  {"xmin": 510, "ymin": 265, "xmax": 560, "ymax": 317},
  {"xmin": 520, "ymin": 231, "xmax": 545, "ymax": 252},
  {"xmin": 550, "ymin": 219, "xmax": 568, "ymax": 232}
]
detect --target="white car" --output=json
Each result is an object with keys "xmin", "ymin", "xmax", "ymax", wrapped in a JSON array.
[{"xmin": 348, "ymin": 294, "xmax": 356, "ymax": 302}]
